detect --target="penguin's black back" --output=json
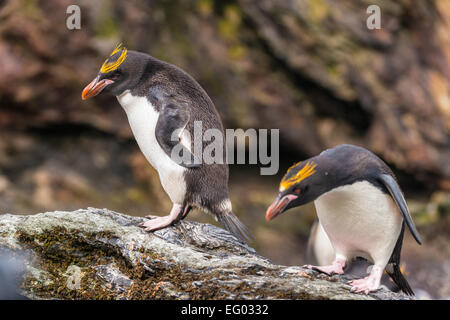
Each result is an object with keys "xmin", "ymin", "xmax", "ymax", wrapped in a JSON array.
[
  {"xmin": 128, "ymin": 52, "xmax": 230, "ymax": 212},
  {"xmin": 311, "ymin": 144, "xmax": 395, "ymax": 194}
]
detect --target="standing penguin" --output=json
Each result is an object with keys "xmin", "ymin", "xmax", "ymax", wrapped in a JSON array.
[
  {"xmin": 82, "ymin": 44, "xmax": 251, "ymax": 242},
  {"xmin": 265, "ymin": 144, "xmax": 422, "ymax": 294}
]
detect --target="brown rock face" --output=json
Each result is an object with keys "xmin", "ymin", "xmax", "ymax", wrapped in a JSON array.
[{"xmin": 0, "ymin": 0, "xmax": 448, "ymax": 190}]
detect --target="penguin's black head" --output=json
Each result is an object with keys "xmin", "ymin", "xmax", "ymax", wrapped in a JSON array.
[
  {"xmin": 82, "ymin": 44, "xmax": 147, "ymax": 99},
  {"xmin": 266, "ymin": 160, "xmax": 327, "ymax": 221}
]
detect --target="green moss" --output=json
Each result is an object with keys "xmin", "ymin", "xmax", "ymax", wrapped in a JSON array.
[
  {"xmin": 438, "ymin": 200, "xmax": 450, "ymax": 217},
  {"xmin": 228, "ymin": 45, "xmax": 247, "ymax": 60},
  {"xmin": 15, "ymin": 224, "xmax": 328, "ymax": 299},
  {"xmin": 22, "ymin": 0, "xmax": 40, "ymax": 18},
  {"xmin": 196, "ymin": 0, "xmax": 213, "ymax": 16},
  {"xmin": 218, "ymin": 4, "xmax": 242, "ymax": 41},
  {"xmin": 307, "ymin": 0, "xmax": 329, "ymax": 23},
  {"xmin": 95, "ymin": 4, "xmax": 119, "ymax": 38},
  {"xmin": 18, "ymin": 227, "xmax": 128, "ymax": 299}
]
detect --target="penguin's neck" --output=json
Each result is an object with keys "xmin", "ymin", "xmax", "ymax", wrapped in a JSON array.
[{"xmin": 117, "ymin": 90, "xmax": 149, "ymax": 111}]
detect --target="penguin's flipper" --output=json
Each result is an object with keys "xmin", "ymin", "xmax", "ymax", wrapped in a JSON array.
[
  {"xmin": 155, "ymin": 103, "xmax": 200, "ymax": 168},
  {"xmin": 386, "ymin": 222, "xmax": 414, "ymax": 295},
  {"xmin": 216, "ymin": 211, "xmax": 254, "ymax": 243},
  {"xmin": 378, "ymin": 174, "xmax": 422, "ymax": 245}
]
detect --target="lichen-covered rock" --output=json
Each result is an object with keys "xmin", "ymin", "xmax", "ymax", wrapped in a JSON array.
[{"xmin": 0, "ymin": 208, "xmax": 412, "ymax": 300}]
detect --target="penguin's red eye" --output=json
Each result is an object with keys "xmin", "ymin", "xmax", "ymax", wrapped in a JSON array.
[{"xmin": 293, "ymin": 188, "xmax": 301, "ymax": 194}]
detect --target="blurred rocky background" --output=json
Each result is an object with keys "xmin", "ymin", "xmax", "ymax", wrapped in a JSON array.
[{"xmin": 0, "ymin": 0, "xmax": 448, "ymax": 298}]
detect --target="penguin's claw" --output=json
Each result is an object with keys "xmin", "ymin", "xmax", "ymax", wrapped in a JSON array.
[{"xmin": 303, "ymin": 263, "xmax": 345, "ymax": 275}]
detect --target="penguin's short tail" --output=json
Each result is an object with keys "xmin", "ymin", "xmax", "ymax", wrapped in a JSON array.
[
  {"xmin": 386, "ymin": 263, "xmax": 414, "ymax": 295},
  {"xmin": 216, "ymin": 211, "xmax": 253, "ymax": 243},
  {"xmin": 386, "ymin": 222, "xmax": 414, "ymax": 295}
]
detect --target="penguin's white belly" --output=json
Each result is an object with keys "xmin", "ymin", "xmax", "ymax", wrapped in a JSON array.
[
  {"xmin": 314, "ymin": 180, "xmax": 402, "ymax": 265},
  {"xmin": 312, "ymin": 222, "xmax": 335, "ymax": 266},
  {"xmin": 117, "ymin": 91, "xmax": 187, "ymax": 204}
]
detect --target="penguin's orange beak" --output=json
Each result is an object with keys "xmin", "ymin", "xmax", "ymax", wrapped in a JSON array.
[
  {"xmin": 265, "ymin": 194, "xmax": 298, "ymax": 221},
  {"xmin": 81, "ymin": 76, "xmax": 114, "ymax": 100}
]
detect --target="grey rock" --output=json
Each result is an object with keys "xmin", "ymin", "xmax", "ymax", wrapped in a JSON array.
[{"xmin": 0, "ymin": 208, "xmax": 413, "ymax": 300}]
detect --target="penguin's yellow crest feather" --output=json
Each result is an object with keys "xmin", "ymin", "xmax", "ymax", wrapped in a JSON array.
[
  {"xmin": 280, "ymin": 161, "xmax": 317, "ymax": 191},
  {"xmin": 100, "ymin": 43, "xmax": 127, "ymax": 73}
]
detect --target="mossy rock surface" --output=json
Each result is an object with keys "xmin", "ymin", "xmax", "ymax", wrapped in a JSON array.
[{"xmin": 0, "ymin": 208, "xmax": 412, "ymax": 300}]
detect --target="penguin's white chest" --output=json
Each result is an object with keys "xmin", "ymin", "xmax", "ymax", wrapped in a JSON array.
[
  {"xmin": 314, "ymin": 180, "xmax": 402, "ymax": 264},
  {"xmin": 117, "ymin": 91, "xmax": 186, "ymax": 204}
]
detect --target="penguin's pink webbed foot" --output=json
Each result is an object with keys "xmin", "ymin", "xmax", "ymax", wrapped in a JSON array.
[
  {"xmin": 304, "ymin": 257, "xmax": 346, "ymax": 275},
  {"xmin": 140, "ymin": 216, "xmax": 175, "ymax": 231},
  {"xmin": 348, "ymin": 265, "xmax": 383, "ymax": 294},
  {"xmin": 139, "ymin": 204, "xmax": 182, "ymax": 232}
]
